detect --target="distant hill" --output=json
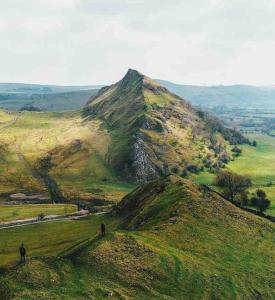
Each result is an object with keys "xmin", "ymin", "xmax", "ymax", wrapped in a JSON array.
[
  {"xmin": 2, "ymin": 80, "xmax": 275, "ymax": 112},
  {"xmin": 157, "ymin": 80, "xmax": 275, "ymax": 108},
  {"xmin": 0, "ymin": 89, "xmax": 100, "ymax": 111},
  {"xmin": 0, "ymin": 83, "xmax": 103, "ymax": 111},
  {"xmin": 0, "ymin": 82, "xmax": 102, "ymax": 94}
]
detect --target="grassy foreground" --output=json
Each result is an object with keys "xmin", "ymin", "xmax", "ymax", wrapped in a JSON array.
[
  {"xmin": 0, "ymin": 204, "xmax": 77, "ymax": 223},
  {"xmin": 0, "ymin": 176, "xmax": 274, "ymax": 299},
  {"xmin": 0, "ymin": 214, "xmax": 119, "ymax": 267}
]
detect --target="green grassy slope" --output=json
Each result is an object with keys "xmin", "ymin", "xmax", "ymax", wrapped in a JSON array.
[
  {"xmin": 0, "ymin": 214, "xmax": 119, "ymax": 267},
  {"xmin": 1, "ymin": 176, "xmax": 274, "ymax": 299},
  {"xmin": 0, "ymin": 109, "xmax": 133, "ymax": 202}
]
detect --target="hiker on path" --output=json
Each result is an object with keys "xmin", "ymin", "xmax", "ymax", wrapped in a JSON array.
[
  {"xmin": 19, "ymin": 243, "xmax": 26, "ymax": 263},
  {"xmin": 101, "ymin": 223, "xmax": 106, "ymax": 237}
]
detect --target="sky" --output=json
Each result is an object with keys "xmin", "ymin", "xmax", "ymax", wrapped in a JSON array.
[{"xmin": 0, "ymin": 0, "xmax": 275, "ymax": 86}]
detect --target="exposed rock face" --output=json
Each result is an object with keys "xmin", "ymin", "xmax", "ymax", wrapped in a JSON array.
[
  {"xmin": 138, "ymin": 115, "xmax": 167, "ymax": 133},
  {"xmin": 133, "ymin": 134, "xmax": 160, "ymax": 182}
]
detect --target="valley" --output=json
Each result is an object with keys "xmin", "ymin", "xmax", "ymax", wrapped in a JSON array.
[
  {"xmin": 0, "ymin": 70, "xmax": 274, "ymax": 299},
  {"xmin": 0, "ymin": 109, "xmax": 133, "ymax": 204}
]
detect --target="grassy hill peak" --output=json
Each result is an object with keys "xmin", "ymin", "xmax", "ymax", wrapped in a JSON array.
[{"xmin": 85, "ymin": 70, "xmax": 248, "ymax": 183}]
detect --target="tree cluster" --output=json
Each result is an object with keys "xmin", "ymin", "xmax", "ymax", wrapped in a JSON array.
[
  {"xmin": 215, "ymin": 170, "xmax": 270, "ymax": 213},
  {"xmin": 250, "ymin": 189, "xmax": 271, "ymax": 213},
  {"xmin": 215, "ymin": 170, "xmax": 251, "ymax": 203}
]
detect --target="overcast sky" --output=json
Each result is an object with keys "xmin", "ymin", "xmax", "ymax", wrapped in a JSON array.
[{"xmin": 0, "ymin": 0, "xmax": 274, "ymax": 86}]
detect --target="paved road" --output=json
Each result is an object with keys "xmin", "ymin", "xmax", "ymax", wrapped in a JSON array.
[
  {"xmin": 0, "ymin": 214, "xmax": 88, "ymax": 230},
  {"xmin": 0, "ymin": 211, "xmax": 107, "ymax": 230}
]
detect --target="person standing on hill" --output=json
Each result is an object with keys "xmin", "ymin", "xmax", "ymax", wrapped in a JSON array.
[
  {"xmin": 101, "ymin": 223, "xmax": 106, "ymax": 237},
  {"xmin": 19, "ymin": 243, "xmax": 26, "ymax": 263}
]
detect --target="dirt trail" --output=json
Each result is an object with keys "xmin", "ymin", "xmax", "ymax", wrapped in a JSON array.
[{"xmin": 15, "ymin": 141, "xmax": 65, "ymax": 203}]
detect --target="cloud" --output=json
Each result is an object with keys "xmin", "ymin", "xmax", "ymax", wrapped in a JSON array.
[
  {"xmin": 76, "ymin": 0, "xmax": 182, "ymax": 15},
  {"xmin": 0, "ymin": 0, "xmax": 274, "ymax": 85}
]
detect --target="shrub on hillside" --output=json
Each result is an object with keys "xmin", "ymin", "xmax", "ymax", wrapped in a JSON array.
[
  {"xmin": 180, "ymin": 168, "xmax": 188, "ymax": 177},
  {"xmin": 186, "ymin": 164, "xmax": 201, "ymax": 174},
  {"xmin": 219, "ymin": 151, "xmax": 230, "ymax": 164},
  {"xmin": 170, "ymin": 165, "xmax": 179, "ymax": 174},
  {"xmin": 250, "ymin": 189, "xmax": 271, "ymax": 213},
  {"xmin": 162, "ymin": 163, "xmax": 169, "ymax": 175},
  {"xmin": 232, "ymin": 146, "xmax": 242, "ymax": 156}
]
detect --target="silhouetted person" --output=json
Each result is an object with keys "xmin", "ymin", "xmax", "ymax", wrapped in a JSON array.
[
  {"xmin": 101, "ymin": 223, "xmax": 106, "ymax": 237},
  {"xmin": 19, "ymin": 243, "xmax": 26, "ymax": 263}
]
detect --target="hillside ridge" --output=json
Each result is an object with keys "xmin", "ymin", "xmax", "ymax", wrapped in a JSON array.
[
  {"xmin": 85, "ymin": 69, "xmax": 248, "ymax": 182},
  {"xmin": 1, "ymin": 175, "xmax": 274, "ymax": 299}
]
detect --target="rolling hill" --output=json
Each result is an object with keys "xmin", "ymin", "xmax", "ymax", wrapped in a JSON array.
[
  {"xmin": 0, "ymin": 83, "xmax": 102, "ymax": 111},
  {"xmin": 0, "ymin": 90, "xmax": 99, "ymax": 111},
  {"xmin": 2, "ymin": 80, "xmax": 275, "ymax": 112},
  {"xmin": 157, "ymin": 80, "xmax": 275, "ymax": 109},
  {"xmin": 0, "ymin": 69, "xmax": 248, "ymax": 204},
  {"xmin": 1, "ymin": 175, "xmax": 274, "ymax": 299}
]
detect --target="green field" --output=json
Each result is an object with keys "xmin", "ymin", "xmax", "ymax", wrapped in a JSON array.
[
  {"xmin": 229, "ymin": 134, "xmax": 275, "ymax": 215},
  {"xmin": 0, "ymin": 214, "xmax": 119, "ymax": 267},
  {"xmin": 0, "ymin": 204, "xmax": 77, "ymax": 223},
  {"xmin": 229, "ymin": 134, "xmax": 275, "ymax": 184}
]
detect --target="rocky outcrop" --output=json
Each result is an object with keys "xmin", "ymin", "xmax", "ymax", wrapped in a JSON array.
[
  {"xmin": 136, "ymin": 114, "xmax": 167, "ymax": 133},
  {"xmin": 133, "ymin": 134, "xmax": 160, "ymax": 182}
]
